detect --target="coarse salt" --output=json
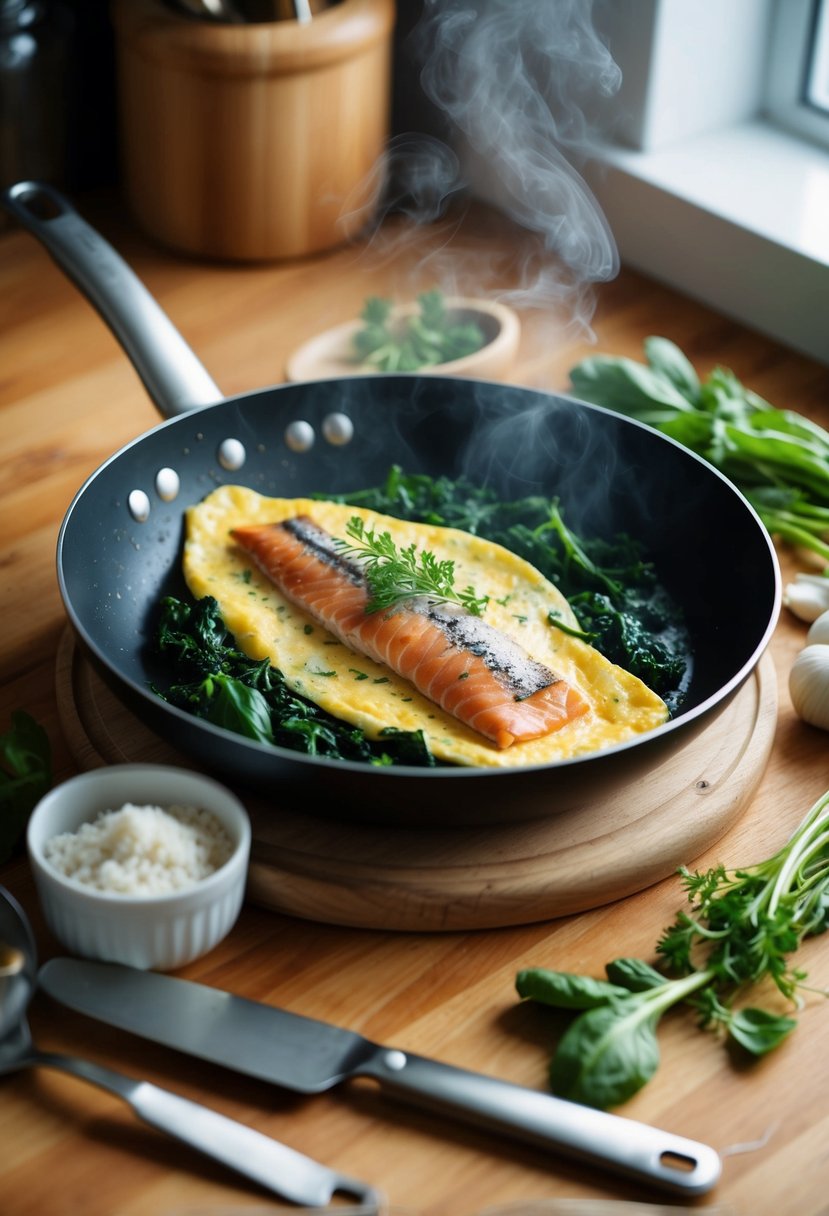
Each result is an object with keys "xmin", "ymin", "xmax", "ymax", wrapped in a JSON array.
[{"xmin": 43, "ymin": 802, "xmax": 233, "ymax": 896}]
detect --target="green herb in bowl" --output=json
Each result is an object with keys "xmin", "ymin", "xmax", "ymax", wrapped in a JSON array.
[{"xmin": 352, "ymin": 290, "xmax": 487, "ymax": 372}]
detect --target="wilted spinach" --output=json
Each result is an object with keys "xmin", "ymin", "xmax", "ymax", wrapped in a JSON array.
[{"xmin": 152, "ymin": 595, "xmax": 434, "ymax": 766}]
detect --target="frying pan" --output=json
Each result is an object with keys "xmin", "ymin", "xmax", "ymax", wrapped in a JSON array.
[{"xmin": 4, "ymin": 182, "xmax": 781, "ymax": 826}]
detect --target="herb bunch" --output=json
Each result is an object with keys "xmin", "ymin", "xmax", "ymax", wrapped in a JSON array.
[
  {"xmin": 335, "ymin": 515, "xmax": 489, "ymax": 616},
  {"xmin": 569, "ymin": 335, "xmax": 829, "ymax": 562},
  {"xmin": 352, "ymin": 290, "xmax": 486, "ymax": 372},
  {"xmin": 517, "ymin": 789, "xmax": 829, "ymax": 1110}
]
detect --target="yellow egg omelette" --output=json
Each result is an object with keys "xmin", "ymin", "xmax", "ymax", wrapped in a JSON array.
[{"xmin": 183, "ymin": 485, "xmax": 669, "ymax": 768}]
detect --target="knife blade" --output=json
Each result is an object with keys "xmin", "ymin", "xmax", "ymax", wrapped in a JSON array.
[{"xmin": 39, "ymin": 957, "xmax": 722, "ymax": 1198}]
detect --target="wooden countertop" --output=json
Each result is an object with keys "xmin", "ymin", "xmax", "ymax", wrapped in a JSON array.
[{"xmin": 2, "ymin": 189, "xmax": 829, "ymax": 1216}]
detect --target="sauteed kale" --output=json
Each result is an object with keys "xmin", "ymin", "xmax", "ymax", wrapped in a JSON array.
[{"xmin": 151, "ymin": 469, "xmax": 690, "ymax": 764}]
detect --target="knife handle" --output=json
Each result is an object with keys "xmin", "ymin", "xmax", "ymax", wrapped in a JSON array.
[
  {"xmin": 360, "ymin": 1048, "xmax": 721, "ymax": 1197},
  {"xmin": 35, "ymin": 1047, "xmax": 377, "ymax": 1208}
]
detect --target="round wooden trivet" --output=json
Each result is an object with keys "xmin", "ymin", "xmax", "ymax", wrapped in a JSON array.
[{"xmin": 56, "ymin": 629, "xmax": 778, "ymax": 931}]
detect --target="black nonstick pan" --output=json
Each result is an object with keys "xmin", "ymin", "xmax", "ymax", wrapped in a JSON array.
[{"xmin": 4, "ymin": 182, "xmax": 781, "ymax": 825}]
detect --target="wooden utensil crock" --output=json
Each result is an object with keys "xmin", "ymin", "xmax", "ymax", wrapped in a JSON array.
[{"xmin": 111, "ymin": 0, "xmax": 396, "ymax": 261}]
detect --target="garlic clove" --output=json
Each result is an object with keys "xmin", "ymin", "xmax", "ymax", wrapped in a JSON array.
[
  {"xmin": 784, "ymin": 580, "xmax": 829, "ymax": 622},
  {"xmin": 789, "ymin": 643, "xmax": 829, "ymax": 730},
  {"xmin": 807, "ymin": 609, "xmax": 829, "ymax": 646}
]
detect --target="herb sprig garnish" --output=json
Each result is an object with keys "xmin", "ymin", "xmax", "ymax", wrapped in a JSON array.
[{"xmin": 335, "ymin": 515, "xmax": 489, "ymax": 617}]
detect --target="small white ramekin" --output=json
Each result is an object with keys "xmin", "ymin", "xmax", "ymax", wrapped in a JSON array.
[{"xmin": 27, "ymin": 764, "xmax": 251, "ymax": 971}]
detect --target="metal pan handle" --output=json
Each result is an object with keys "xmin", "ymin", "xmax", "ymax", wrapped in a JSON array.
[{"xmin": 2, "ymin": 181, "xmax": 223, "ymax": 417}]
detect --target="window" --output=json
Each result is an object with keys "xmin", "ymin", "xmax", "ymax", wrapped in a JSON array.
[
  {"xmin": 806, "ymin": 0, "xmax": 829, "ymax": 113},
  {"xmin": 581, "ymin": 0, "xmax": 829, "ymax": 365},
  {"xmin": 766, "ymin": 0, "xmax": 829, "ymax": 146}
]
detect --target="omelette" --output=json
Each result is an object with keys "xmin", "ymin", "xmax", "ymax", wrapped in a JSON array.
[{"xmin": 183, "ymin": 485, "xmax": 669, "ymax": 768}]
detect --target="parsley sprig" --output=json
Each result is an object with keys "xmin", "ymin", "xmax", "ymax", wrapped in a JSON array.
[
  {"xmin": 658, "ymin": 789, "xmax": 829, "ymax": 996},
  {"xmin": 335, "ymin": 515, "xmax": 489, "ymax": 617},
  {"xmin": 516, "ymin": 788, "xmax": 829, "ymax": 1109}
]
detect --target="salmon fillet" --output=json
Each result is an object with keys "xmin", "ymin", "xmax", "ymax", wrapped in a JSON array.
[{"xmin": 231, "ymin": 515, "xmax": 590, "ymax": 749}]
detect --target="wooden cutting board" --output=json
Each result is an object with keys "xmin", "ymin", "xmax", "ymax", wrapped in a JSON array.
[{"xmin": 55, "ymin": 629, "xmax": 778, "ymax": 931}]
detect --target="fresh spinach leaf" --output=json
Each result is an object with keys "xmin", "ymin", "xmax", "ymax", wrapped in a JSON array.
[
  {"xmin": 516, "ymin": 967, "xmax": 630, "ymax": 1010},
  {"xmin": 550, "ymin": 997, "xmax": 663, "ymax": 1109},
  {"xmin": 724, "ymin": 1007, "xmax": 798, "ymax": 1055},
  {"xmin": 605, "ymin": 957, "xmax": 667, "ymax": 992}
]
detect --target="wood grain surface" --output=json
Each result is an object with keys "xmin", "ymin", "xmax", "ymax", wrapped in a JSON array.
[{"xmin": 2, "ymin": 188, "xmax": 829, "ymax": 1216}]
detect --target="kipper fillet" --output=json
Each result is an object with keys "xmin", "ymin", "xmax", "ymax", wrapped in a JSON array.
[{"xmin": 231, "ymin": 516, "xmax": 590, "ymax": 749}]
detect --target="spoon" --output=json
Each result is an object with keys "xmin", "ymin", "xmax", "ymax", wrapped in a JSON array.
[{"xmin": 0, "ymin": 886, "xmax": 378, "ymax": 1208}]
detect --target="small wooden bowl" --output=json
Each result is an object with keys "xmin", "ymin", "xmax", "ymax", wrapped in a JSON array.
[{"xmin": 285, "ymin": 297, "xmax": 521, "ymax": 383}]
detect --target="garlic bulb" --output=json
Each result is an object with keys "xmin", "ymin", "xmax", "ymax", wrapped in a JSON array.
[
  {"xmin": 789, "ymin": 644, "xmax": 829, "ymax": 730},
  {"xmin": 808, "ymin": 610, "xmax": 829, "ymax": 646},
  {"xmin": 784, "ymin": 574, "xmax": 829, "ymax": 622}
]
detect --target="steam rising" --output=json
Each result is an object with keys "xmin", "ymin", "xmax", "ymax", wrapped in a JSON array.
[{"xmin": 354, "ymin": 0, "xmax": 622, "ymax": 339}]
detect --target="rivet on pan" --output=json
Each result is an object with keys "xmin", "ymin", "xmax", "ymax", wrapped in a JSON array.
[
  {"xmin": 127, "ymin": 489, "xmax": 151, "ymax": 523},
  {"xmin": 322, "ymin": 412, "xmax": 354, "ymax": 446},
  {"xmin": 285, "ymin": 420, "xmax": 315, "ymax": 452},
  {"xmin": 218, "ymin": 437, "xmax": 246, "ymax": 471},
  {"xmin": 155, "ymin": 467, "xmax": 181, "ymax": 502},
  {"xmin": 382, "ymin": 1050, "xmax": 407, "ymax": 1072}
]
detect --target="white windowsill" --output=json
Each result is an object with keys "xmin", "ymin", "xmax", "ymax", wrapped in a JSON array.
[{"xmin": 583, "ymin": 120, "xmax": 829, "ymax": 365}]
